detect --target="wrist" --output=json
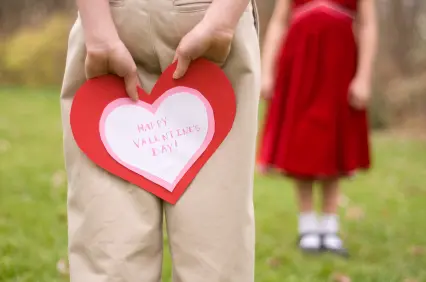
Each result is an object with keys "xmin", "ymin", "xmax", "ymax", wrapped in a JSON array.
[
  {"xmin": 86, "ymin": 38, "xmax": 121, "ymax": 53},
  {"xmin": 354, "ymin": 72, "xmax": 371, "ymax": 84},
  {"xmin": 197, "ymin": 18, "xmax": 235, "ymax": 43},
  {"xmin": 261, "ymin": 62, "xmax": 275, "ymax": 78},
  {"xmin": 261, "ymin": 69, "xmax": 272, "ymax": 79},
  {"xmin": 201, "ymin": 0, "xmax": 249, "ymax": 35},
  {"xmin": 77, "ymin": 0, "xmax": 121, "ymax": 53},
  {"xmin": 201, "ymin": 17, "xmax": 236, "ymax": 36},
  {"xmin": 82, "ymin": 16, "xmax": 121, "ymax": 51},
  {"xmin": 84, "ymin": 28, "xmax": 122, "ymax": 53}
]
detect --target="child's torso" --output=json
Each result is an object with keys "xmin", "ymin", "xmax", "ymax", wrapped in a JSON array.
[{"xmin": 292, "ymin": 0, "xmax": 358, "ymax": 12}]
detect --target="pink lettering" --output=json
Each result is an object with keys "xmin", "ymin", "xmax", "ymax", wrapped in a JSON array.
[
  {"xmin": 148, "ymin": 135, "xmax": 160, "ymax": 144},
  {"xmin": 137, "ymin": 122, "xmax": 154, "ymax": 133},
  {"xmin": 176, "ymin": 128, "xmax": 184, "ymax": 137},
  {"xmin": 132, "ymin": 139, "xmax": 140, "ymax": 148},
  {"xmin": 151, "ymin": 147, "xmax": 159, "ymax": 156},
  {"xmin": 156, "ymin": 117, "xmax": 167, "ymax": 128},
  {"xmin": 162, "ymin": 133, "xmax": 169, "ymax": 141},
  {"xmin": 151, "ymin": 140, "xmax": 178, "ymax": 157},
  {"xmin": 133, "ymin": 138, "xmax": 149, "ymax": 149}
]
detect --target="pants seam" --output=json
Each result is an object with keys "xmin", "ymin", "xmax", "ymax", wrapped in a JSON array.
[{"xmin": 148, "ymin": 9, "xmax": 161, "ymax": 71}]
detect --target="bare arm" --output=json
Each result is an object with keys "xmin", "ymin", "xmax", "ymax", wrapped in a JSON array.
[
  {"xmin": 355, "ymin": 0, "xmax": 378, "ymax": 84},
  {"xmin": 76, "ymin": 0, "xmax": 140, "ymax": 100},
  {"xmin": 76, "ymin": 0, "xmax": 120, "ymax": 51},
  {"xmin": 261, "ymin": 0, "xmax": 291, "ymax": 79},
  {"xmin": 173, "ymin": 0, "xmax": 254, "ymax": 78}
]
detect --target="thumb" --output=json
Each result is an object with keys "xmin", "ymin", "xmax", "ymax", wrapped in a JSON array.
[
  {"xmin": 124, "ymin": 71, "xmax": 140, "ymax": 102},
  {"xmin": 173, "ymin": 54, "xmax": 191, "ymax": 80}
]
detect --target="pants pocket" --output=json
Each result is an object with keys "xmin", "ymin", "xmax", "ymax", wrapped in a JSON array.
[
  {"xmin": 109, "ymin": 0, "xmax": 125, "ymax": 7},
  {"xmin": 172, "ymin": 0, "xmax": 212, "ymax": 13},
  {"xmin": 172, "ymin": 11, "xmax": 231, "ymax": 66}
]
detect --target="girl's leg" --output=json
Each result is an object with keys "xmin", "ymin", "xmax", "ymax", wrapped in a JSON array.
[
  {"xmin": 321, "ymin": 177, "xmax": 339, "ymax": 214},
  {"xmin": 295, "ymin": 179, "xmax": 321, "ymax": 252},
  {"xmin": 319, "ymin": 178, "xmax": 349, "ymax": 257}
]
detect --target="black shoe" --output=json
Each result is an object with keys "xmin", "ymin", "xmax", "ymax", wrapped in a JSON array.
[
  {"xmin": 320, "ymin": 233, "xmax": 350, "ymax": 258},
  {"xmin": 297, "ymin": 233, "xmax": 321, "ymax": 254}
]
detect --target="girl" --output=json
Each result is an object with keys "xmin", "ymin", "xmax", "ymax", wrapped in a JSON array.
[
  {"xmin": 258, "ymin": 0, "xmax": 377, "ymax": 256},
  {"xmin": 61, "ymin": 0, "xmax": 260, "ymax": 281}
]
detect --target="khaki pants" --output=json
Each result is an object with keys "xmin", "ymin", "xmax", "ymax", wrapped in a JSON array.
[{"xmin": 60, "ymin": 0, "xmax": 260, "ymax": 281}]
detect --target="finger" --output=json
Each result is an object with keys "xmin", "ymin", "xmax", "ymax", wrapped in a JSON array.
[
  {"xmin": 173, "ymin": 55, "xmax": 191, "ymax": 79},
  {"xmin": 124, "ymin": 72, "xmax": 139, "ymax": 102},
  {"xmin": 349, "ymin": 95, "xmax": 356, "ymax": 108},
  {"xmin": 364, "ymin": 96, "xmax": 370, "ymax": 107},
  {"xmin": 348, "ymin": 91, "xmax": 357, "ymax": 107},
  {"xmin": 351, "ymin": 97, "xmax": 363, "ymax": 110},
  {"xmin": 349, "ymin": 96, "xmax": 358, "ymax": 109},
  {"xmin": 172, "ymin": 52, "xmax": 178, "ymax": 64},
  {"xmin": 356, "ymin": 96, "xmax": 367, "ymax": 109}
]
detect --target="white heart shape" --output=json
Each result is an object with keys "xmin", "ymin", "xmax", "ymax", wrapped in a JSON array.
[{"xmin": 99, "ymin": 86, "xmax": 215, "ymax": 192}]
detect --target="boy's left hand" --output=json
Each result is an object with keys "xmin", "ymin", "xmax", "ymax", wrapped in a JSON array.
[{"xmin": 349, "ymin": 76, "xmax": 371, "ymax": 110}]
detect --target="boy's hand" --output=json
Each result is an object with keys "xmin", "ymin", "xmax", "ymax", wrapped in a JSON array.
[
  {"xmin": 85, "ymin": 41, "xmax": 140, "ymax": 101},
  {"xmin": 173, "ymin": 21, "xmax": 234, "ymax": 79}
]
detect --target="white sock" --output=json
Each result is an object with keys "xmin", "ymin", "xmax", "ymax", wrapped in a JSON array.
[
  {"xmin": 320, "ymin": 214, "xmax": 343, "ymax": 249},
  {"xmin": 298, "ymin": 212, "xmax": 320, "ymax": 249}
]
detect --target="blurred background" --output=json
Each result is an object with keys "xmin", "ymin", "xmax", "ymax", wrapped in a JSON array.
[{"xmin": 0, "ymin": 0, "xmax": 426, "ymax": 281}]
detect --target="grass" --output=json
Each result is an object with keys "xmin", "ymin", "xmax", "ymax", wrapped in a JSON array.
[{"xmin": 1, "ymin": 88, "xmax": 426, "ymax": 282}]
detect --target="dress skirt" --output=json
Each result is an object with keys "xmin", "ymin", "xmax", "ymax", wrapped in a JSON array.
[{"xmin": 258, "ymin": 3, "xmax": 370, "ymax": 178}]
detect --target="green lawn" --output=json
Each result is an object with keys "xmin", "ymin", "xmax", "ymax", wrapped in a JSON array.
[{"xmin": 1, "ymin": 88, "xmax": 426, "ymax": 282}]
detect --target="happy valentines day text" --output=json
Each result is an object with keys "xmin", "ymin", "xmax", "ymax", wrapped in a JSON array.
[{"xmin": 132, "ymin": 117, "xmax": 201, "ymax": 156}]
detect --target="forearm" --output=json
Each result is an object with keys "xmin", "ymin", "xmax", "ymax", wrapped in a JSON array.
[
  {"xmin": 355, "ymin": 23, "xmax": 377, "ymax": 83},
  {"xmin": 261, "ymin": 21, "xmax": 287, "ymax": 78},
  {"xmin": 355, "ymin": 0, "xmax": 378, "ymax": 83},
  {"xmin": 259, "ymin": 0, "xmax": 290, "ymax": 78},
  {"xmin": 76, "ymin": 0, "xmax": 120, "ymax": 50},
  {"xmin": 202, "ymin": 0, "xmax": 250, "ymax": 32}
]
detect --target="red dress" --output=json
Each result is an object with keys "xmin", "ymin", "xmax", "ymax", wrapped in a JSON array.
[{"xmin": 258, "ymin": 0, "xmax": 370, "ymax": 178}]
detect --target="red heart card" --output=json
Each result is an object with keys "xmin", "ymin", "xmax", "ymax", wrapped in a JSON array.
[{"xmin": 70, "ymin": 58, "xmax": 236, "ymax": 204}]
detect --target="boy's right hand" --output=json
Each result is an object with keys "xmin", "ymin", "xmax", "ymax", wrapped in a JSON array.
[{"xmin": 85, "ymin": 41, "xmax": 140, "ymax": 101}]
